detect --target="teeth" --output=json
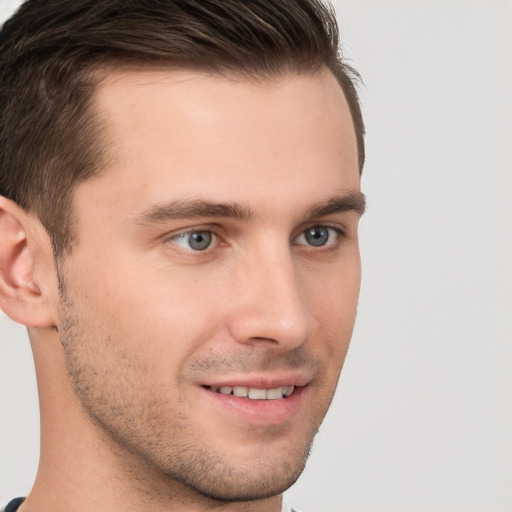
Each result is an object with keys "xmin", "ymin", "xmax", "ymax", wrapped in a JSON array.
[
  {"xmin": 283, "ymin": 386, "xmax": 294, "ymax": 397},
  {"xmin": 211, "ymin": 385, "xmax": 295, "ymax": 399},
  {"xmin": 248, "ymin": 388, "xmax": 267, "ymax": 399},
  {"xmin": 233, "ymin": 386, "xmax": 248, "ymax": 397},
  {"xmin": 266, "ymin": 387, "xmax": 284, "ymax": 400}
]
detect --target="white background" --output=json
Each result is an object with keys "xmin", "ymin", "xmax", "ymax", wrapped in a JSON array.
[{"xmin": 1, "ymin": 0, "xmax": 511, "ymax": 510}]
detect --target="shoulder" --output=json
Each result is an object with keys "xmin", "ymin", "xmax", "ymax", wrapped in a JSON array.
[
  {"xmin": 282, "ymin": 495, "xmax": 302, "ymax": 512},
  {"xmin": 2, "ymin": 497, "xmax": 25, "ymax": 512}
]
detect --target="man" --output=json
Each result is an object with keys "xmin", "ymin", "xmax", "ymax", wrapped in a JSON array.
[{"xmin": 0, "ymin": 0, "xmax": 365, "ymax": 510}]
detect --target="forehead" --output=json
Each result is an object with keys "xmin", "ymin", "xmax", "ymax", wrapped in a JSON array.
[{"xmin": 82, "ymin": 68, "xmax": 359, "ymax": 214}]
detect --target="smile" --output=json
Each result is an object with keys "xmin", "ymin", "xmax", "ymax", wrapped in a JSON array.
[{"xmin": 206, "ymin": 385, "xmax": 296, "ymax": 400}]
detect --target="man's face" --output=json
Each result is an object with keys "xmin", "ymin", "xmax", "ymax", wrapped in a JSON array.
[{"xmin": 57, "ymin": 69, "xmax": 363, "ymax": 501}]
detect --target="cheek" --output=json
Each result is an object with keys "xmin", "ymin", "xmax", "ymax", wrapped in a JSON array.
[
  {"xmin": 304, "ymin": 259, "xmax": 360, "ymax": 356},
  {"xmin": 305, "ymin": 256, "xmax": 361, "ymax": 320},
  {"xmin": 69, "ymin": 257, "xmax": 229, "ymax": 371}
]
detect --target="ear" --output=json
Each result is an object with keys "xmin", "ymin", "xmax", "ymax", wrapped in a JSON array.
[{"xmin": 0, "ymin": 196, "xmax": 57, "ymax": 327}]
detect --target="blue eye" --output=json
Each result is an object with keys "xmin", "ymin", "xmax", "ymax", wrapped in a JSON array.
[
  {"xmin": 170, "ymin": 231, "xmax": 214, "ymax": 251},
  {"xmin": 295, "ymin": 226, "xmax": 338, "ymax": 247}
]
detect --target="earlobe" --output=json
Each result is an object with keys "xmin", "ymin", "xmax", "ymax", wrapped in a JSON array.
[{"xmin": 0, "ymin": 197, "xmax": 56, "ymax": 327}]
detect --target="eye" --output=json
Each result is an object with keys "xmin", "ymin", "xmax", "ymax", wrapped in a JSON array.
[
  {"xmin": 294, "ymin": 226, "xmax": 339, "ymax": 247},
  {"xmin": 169, "ymin": 230, "xmax": 215, "ymax": 251}
]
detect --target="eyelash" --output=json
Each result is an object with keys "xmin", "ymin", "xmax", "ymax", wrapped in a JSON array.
[{"xmin": 165, "ymin": 224, "xmax": 346, "ymax": 253}]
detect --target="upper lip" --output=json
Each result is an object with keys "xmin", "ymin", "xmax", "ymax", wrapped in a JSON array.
[{"xmin": 200, "ymin": 373, "xmax": 311, "ymax": 390}]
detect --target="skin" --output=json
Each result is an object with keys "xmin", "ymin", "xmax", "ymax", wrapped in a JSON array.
[{"xmin": 0, "ymin": 68, "xmax": 363, "ymax": 512}]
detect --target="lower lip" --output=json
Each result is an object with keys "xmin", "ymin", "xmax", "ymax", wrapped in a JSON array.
[{"xmin": 200, "ymin": 385, "xmax": 308, "ymax": 425}]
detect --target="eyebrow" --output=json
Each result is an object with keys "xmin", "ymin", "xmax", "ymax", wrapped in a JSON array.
[
  {"xmin": 132, "ymin": 190, "xmax": 365, "ymax": 226},
  {"xmin": 133, "ymin": 200, "xmax": 252, "ymax": 225},
  {"xmin": 306, "ymin": 191, "xmax": 366, "ymax": 218}
]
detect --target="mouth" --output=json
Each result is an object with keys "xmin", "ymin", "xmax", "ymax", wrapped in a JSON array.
[
  {"xmin": 199, "ymin": 380, "xmax": 309, "ymax": 425},
  {"xmin": 204, "ymin": 385, "xmax": 296, "ymax": 400}
]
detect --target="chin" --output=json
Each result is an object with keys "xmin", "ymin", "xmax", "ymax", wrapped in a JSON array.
[
  {"xmin": 166, "ymin": 452, "xmax": 309, "ymax": 503},
  {"xmin": 140, "ymin": 427, "xmax": 315, "ymax": 503}
]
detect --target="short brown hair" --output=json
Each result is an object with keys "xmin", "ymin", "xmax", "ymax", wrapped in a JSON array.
[{"xmin": 0, "ymin": 0, "xmax": 365, "ymax": 256}]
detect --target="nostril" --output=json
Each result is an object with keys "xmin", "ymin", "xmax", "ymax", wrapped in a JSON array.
[{"xmin": 250, "ymin": 336, "xmax": 279, "ymax": 344}]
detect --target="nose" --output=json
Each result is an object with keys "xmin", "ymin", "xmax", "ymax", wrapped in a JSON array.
[{"xmin": 227, "ymin": 244, "xmax": 318, "ymax": 349}]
